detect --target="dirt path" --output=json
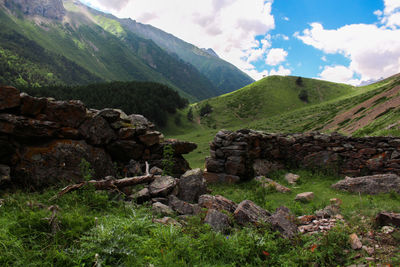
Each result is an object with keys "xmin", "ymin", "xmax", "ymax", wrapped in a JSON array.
[{"xmin": 322, "ymin": 85, "xmax": 400, "ymax": 134}]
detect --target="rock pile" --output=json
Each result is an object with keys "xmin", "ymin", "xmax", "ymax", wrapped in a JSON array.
[
  {"xmin": 0, "ymin": 86, "xmax": 197, "ymax": 188},
  {"xmin": 206, "ymin": 129, "xmax": 400, "ymax": 183}
]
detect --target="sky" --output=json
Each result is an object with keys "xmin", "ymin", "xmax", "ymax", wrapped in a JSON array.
[{"xmin": 80, "ymin": 0, "xmax": 400, "ymax": 85}]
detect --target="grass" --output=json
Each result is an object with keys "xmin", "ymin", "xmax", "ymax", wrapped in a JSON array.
[{"xmin": 1, "ymin": 169, "xmax": 399, "ymax": 266}]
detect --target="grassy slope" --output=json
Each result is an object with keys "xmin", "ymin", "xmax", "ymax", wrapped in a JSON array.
[
  {"xmin": 0, "ymin": 1, "xmax": 221, "ymax": 101},
  {"xmin": 165, "ymin": 75, "xmax": 400, "ymax": 169}
]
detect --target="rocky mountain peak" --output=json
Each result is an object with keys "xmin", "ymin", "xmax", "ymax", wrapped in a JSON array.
[{"xmin": 4, "ymin": 0, "xmax": 66, "ymax": 20}]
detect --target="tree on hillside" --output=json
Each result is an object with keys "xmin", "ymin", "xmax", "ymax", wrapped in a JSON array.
[
  {"xmin": 298, "ymin": 89, "xmax": 309, "ymax": 103},
  {"xmin": 296, "ymin": 77, "xmax": 303, "ymax": 86},
  {"xmin": 200, "ymin": 103, "xmax": 212, "ymax": 117}
]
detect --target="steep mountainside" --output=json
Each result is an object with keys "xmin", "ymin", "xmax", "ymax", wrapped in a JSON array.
[
  {"xmin": 0, "ymin": 0, "xmax": 250, "ymax": 101},
  {"xmin": 120, "ymin": 19, "xmax": 255, "ymax": 95}
]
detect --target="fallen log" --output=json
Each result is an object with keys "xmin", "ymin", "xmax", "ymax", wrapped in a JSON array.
[{"xmin": 50, "ymin": 162, "xmax": 159, "ymax": 201}]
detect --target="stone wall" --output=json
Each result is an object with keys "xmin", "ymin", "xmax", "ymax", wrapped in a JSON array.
[
  {"xmin": 0, "ymin": 86, "xmax": 196, "ymax": 188},
  {"xmin": 205, "ymin": 129, "xmax": 400, "ymax": 182}
]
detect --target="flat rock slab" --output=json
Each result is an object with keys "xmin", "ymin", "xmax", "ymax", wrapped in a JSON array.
[
  {"xmin": 233, "ymin": 200, "xmax": 271, "ymax": 226},
  {"xmin": 295, "ymin": 192, "xmax": 314, "ymax": 202},
  {"xmin": 149, "ymin": 176, "xmax": 177, "ymax": 197},
  {"xmin": 255, "ymin": 176, "xmax": 291, "ymax": 193},
  {"xmin": 198, "ymin": 194, "xmax": 237, "ymax": 213},
  {"xmin": 331, "ymin": 174, "xmax": 400, "ymax": 194}
]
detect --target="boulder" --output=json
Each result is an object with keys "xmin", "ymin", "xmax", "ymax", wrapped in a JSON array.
[
  {"xmin": 152, "ymin": 202, "xmax": 174, "ymax": 216},
  {"xmin": 331, "ymin": 174, "xmax": 400, "ymax": 194},
  {"xmin": 20, "ymin": 93, "xmax": 47, "ymax": 116},
  {"xmin": 204, "ymin": 209, "xmax": 230, "ymax": 232},
  {"xmin": 295, "ymin": 192, "xmax": 314, "ymax": 202},
  {"xmin": 285, "ymin": 173, "xmax": 300, "ymax": 185},
  {"xmin": 129, "ymin": 114, "xmax": 155, "ymax": 132},
  {"xmin": 233, "ymin": 200, "xmax": 271, "ymax": 226},
  {"xmin": 266, "ymin": 207, "xmax": 298, "ymax": 239},
  {"xmin": 177, "ymin": 168, "xmax": 208, "ymax": 203},
  {"xmin": 107, "ymin": 140, "xmax": 144, "ymax": 162},
  {"xmin": 0, "ymin": 86, "xmax": 20, "ymax": 110},
  {"xmin": 79, "ymin": 116, "xmax": 116, "ymax": 145},
  {"xmin": 149, "ymin": 176, "xmax": 177, "ymax": 197},
  {"xmin": 255, "ymin": 176, "xmax": 291, "ymax": 193},
  {"xmin": 163, "ymin": 139, "xmax": 198, "ymax": 155},
  {"xmin": 375, "ymin": 212, "xmax": 400, "ymax": 227},
  {"xmin": 12, "ymin": 139, "xmax": 115, "ymax": 188},
  {"xmin": 168, "ymin": 195, "xmax": 202, "ymax": 215},
  {"xmin": 198, "ymin": 194, "xmax": 237, "ymax": 213},
  {"xmin": 0, "ymin": 164, "xmax": 11, "ymax": 183},
  {"xmin": 44, "ymin": 100, "xmax": 87, "ymax": 128}
]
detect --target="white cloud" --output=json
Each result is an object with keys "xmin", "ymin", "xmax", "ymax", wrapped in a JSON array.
[
  {"xmin": 283, "ymin": 16, "xmax": 289, "ymax": 21},
  {"xmin": 384, "ymin": 0, "xmax": 400, "ymax": 14},
  {"xmin": 246, "ymin": 37, "xmax": 271, "ymax": 63},
  {"xmin": 266, "ymin": 48, "xmax": 288, "ymax": 66},
  {"xmin": 321, "ymin": 56, "xmax": 327, "ymax": 62},
  {"xmin": 269, "ymin": 65, "xmax": 291, "ymax": 76},
  {"xmin": 296, "ymin": 22, "xmax": 400, "ymax": 83},
  {"xmin": 82, "ymin": 0, "xmax": 275, "ymax": 78},
  {"xmin": 318, "ymin": 65, "xmax": 360, "ymax": 85},
  {"xmin": 246, "ymin": 69, "xmax": 269, "ymax": 80}
]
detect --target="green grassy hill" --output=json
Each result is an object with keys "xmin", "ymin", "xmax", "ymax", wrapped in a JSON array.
[{"xmin": 164, "ymin": 74, "xmax": 400, "ymax": 168}]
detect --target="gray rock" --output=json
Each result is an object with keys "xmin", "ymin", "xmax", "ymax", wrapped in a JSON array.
[
  {"xmin": 96, "ymin": 108, "xmax": 127, "ymax": 123},
  {"xmin": 349, "ymin": 233, "xmax": 362, "ymax": 250},
  {"xmin": 149, "ymin": 176, "xmax": 177, "ymax": 197},
  {"xmin": 79, "ymin": 116, "xmax": 116, "ymax": 145},
  {"xmin": 233, "ymin": 200, "xmax": 271, "ymax": 226},
  {"xmin": 107, "ymin": 140, "xmax": 144, "ymax": 162},
  {"xmin": 198, "ymin": 194, "xmax": 237, "ymax": 213},
  {"xmin": 168, "ymin": 195, "xmax": 201, "ymax": 215},
  {"xmin": 331, "ymin": 174, "xmax": 400, "ymax": 194},
  {"xmin": 315, "ymin": 205, "xmax": 340, "ymax": 218},
  {"xmin": 266, "ymin": 206, "xmax": 298, "ymax": 239},
  {"xmin": 150, "ymin": 166, "xmax": 163, "ymax": 175},
  {"xmin": 253, "ymin": 159, "xmax": 284, "ymax": 176},
  {"xmin": 139, "ymin": 131, "xmax": 164, "ymax": 146},
  {"xmin": 152, "ymin": 202, "xmax": 174, "ymax": 216},
  {"xmin": 20, "ymin": 93, "xmax": 47, "ymax": 116},
  {"xmin": 178, "ymin": 168, "xmax": 208, "ymax": 203},
  {"xmin": 285, "ymin": 173, "xmax": 300, "ymax": 185},
  {"xmin": 204, "ymin": 209, "xmax": 230, "ymax": 232},
  {"xmin": 0, "ymin": 164, "xmax": 11, "ymax": 183},
  {"xmin": 151, "ymin": 197, "xmax": 168, "ymax": 205},
  {"xmin": 295, "ymin": 192, "xmax": 314, "ymax": 202}
]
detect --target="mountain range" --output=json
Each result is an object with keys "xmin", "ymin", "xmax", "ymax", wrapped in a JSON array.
[{"xmin": 0, "ymin": 0, "xmax": 254, "ymax": 101}]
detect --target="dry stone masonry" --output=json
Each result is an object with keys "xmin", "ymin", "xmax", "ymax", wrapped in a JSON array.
[
  {"xmin": 0, "ymin": 86, "xmax": 197, "ymax": 188},
  {"xmin": 205, "ymin": 129, "xmax": 400, "ymax": 182}
]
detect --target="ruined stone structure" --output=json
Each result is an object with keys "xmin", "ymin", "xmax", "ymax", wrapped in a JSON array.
[
  {"xmin": 0, "ymin": 86, "xmax": 196, "ymax": 188},
  {"xmin": 205, "ymin": 129, "xmax": 400, "ymax": 182}
]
